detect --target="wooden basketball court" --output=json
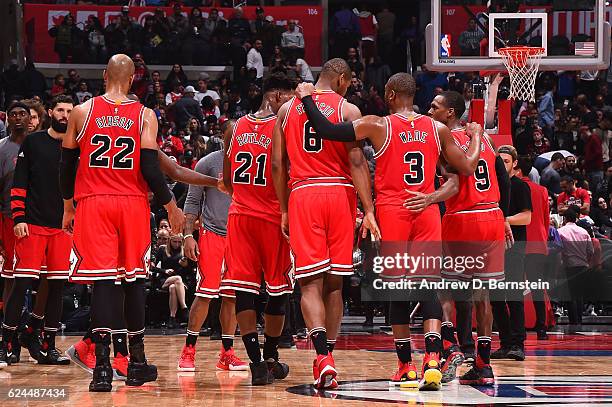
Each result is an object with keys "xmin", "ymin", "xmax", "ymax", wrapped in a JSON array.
[{"xmin": 1, "ymin": 331, "xmax": 611, "ymax": 406}]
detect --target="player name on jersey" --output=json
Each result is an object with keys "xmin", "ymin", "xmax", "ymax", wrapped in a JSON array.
[
  {"xmin": 398, "ymin": 130, "xmax": 428, "ymax": 144},
  {"xmin": 236, "ymin": 132, "xmax": 271, "ymax": 149},
  {"xmin": 296, "ymin": 100, "xmax": 335, "ymax": 118},
  {"xmin": 95, "ymin": 115, "xmax": 136, "ymax": 131}
]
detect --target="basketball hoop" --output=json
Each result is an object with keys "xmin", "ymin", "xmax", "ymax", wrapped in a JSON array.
[{"xmin": 498, "ymin": 46, "xmax": 545, "ymax": 103}]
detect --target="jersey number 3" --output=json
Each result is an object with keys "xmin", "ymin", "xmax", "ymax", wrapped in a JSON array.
[
  {"xmin": 89, "ymin": 134, "xmax": 135, "ymax": 169},
  {"xmin": 404, "ymin": 152, "xmax": 424, "ymax": 185}
]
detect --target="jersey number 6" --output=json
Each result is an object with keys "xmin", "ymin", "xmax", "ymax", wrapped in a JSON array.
[{"xmin": 303, "ymin": 121, "xmax": 322, "ymax": 153}]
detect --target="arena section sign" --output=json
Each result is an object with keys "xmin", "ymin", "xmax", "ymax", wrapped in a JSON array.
[{"xmin": 23, "ymin": 4, "xmax": 323, "ymax": 65}]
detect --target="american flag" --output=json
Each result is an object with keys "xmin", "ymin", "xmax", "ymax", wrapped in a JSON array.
[{"xmin": 575, "ymin": 42, "xmax": 596, "ymax": 56}]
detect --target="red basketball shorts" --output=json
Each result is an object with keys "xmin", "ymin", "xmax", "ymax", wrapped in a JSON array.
[
  {"xmin": 0, "ymin": 214, "xmax": 15, "ymax": 278},
  {"xmin": 376, "ymin": 204, "xmax": 442, "ymax": 281},
  {"xmin": 441, "ymin": 208, "xmax": 505, "ymax": 281},
  {"xmin": 288, "ymin": 185, "xmax": 356, "ymax": 279},
  {"xmin": 14, "ymin": 225, "xmax": 71, "ymax": 279},
  {"xmin": 69, "ymin": 195, "xmax": 151, "ymax": 283},
  {"xmin": 195, "ymin": 228, "xmax": 229, "ymax": 298},
  {"xmin": 221, "ymin": 214, "xmax": 293, "ymax": 296}
]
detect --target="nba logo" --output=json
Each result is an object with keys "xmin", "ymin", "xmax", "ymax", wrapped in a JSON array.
[{"xmin": 440, "ymin": 34, "xmax": 451, "ymax": 57}]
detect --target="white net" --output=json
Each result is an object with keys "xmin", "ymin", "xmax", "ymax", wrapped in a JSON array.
[{"xmin": 498, "ymin": 47, "xmax": 544, "ymax": 103}]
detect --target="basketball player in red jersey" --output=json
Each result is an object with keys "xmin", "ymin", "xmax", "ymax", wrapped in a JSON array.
[
  {"xmin": 60, "ymin": 54, "xmax": 184, "ymax": 392},
  {"xmin": 220, "ymin": 73, "xmax": 294, "ymax": 385},
  {"xmin": 416, "ymin": 91, "xmax": 511, "ymax": 386},
  {"xmin": 272, "ymin": 59, "xmax": 380, "ymax": 389},
  {"xmin": 295, "ymin": 73, "xmax": 482, "ymax": 390}
]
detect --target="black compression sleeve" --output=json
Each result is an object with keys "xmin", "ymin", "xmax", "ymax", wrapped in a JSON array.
[
  {"xmin": 495, "ymin": 155, "xmax": 511, "ymax": 217},
  {"xmin": 59, "ymin": 147, "xmax": 80, "ymax": 200},
  {"xmin": 140, "ymin": 148, "xmax": 173, "ymax": 206},
  {"xmin": 301, "ymin": 95, "xmax": 356, "ymax": 142}
]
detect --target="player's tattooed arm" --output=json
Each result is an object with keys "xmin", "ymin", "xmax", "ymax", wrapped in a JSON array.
[
  {"xmin": 271, "ymin": 102, "xmax": 291, "ymax": 239},
  {"xmin": 404, "ymin": 165, "xmax": 459, "ymax": 213},
  {"xmin": 158, "ymin": 150, "xmax": 220, "ymax": 188},
  {"xmin": 222, "ymin": 119, "xmax": 236, "ymax": 196},
  {"xmin": 437, "ymin": 121, "xmax": 482, "ymax": 176}
]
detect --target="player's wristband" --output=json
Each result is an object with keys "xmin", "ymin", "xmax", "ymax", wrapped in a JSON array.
[{"xmin": 183, "ymin": 234, "xmax": 194, "ymax": 241}]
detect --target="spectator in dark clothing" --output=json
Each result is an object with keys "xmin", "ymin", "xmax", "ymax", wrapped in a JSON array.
[
  {"xmin": 415, "ymin": 65, "xmax": 448, "ymax": 112},
  {"xmin": 141, "ymin": 15, "xmax": 166, "ymax": 64},
  {"xmin": 105, "ymin": 15, "xmax": 142, "ymax": 57},
  {"xmin": 227, "ymin": 86, "xmax": 251, "ymax": 119},
  {"xmin": 590, "ymin": 196, "xmax": 612, "ymax": 234},
  {"xmin": 582, "ymin": 125, "xmax": 604, "ymax": 188},
  {"xmin": 48, "ymin": 14, "xmax": 83, "ymax": 63},
  {"xmin": 458, "ymin": 18, "xmax": 484, "ymax": 56},
  {"xmin": 21, "ymin": 61, "xmax": 46, "ymax": 99},
  {"xmin": 365, "ymin": 56, "xmax": 392, "ymax": 97},
  {"xmin": 151, "ymin": 233, "xmax": 190, "ymax": 328},
  {"xmin": 166, "ymin": 64, "xmax": 188, "ymax": 90},
  {"xmin": 172, "ymin": 86, "xmax": 204, "ymax": 130},
  {"xmin": 331, "ymin": 5, "xmax": 361, "ymax": 58},
  {"xmin": 228, "ymin": 7, "xmax": 251, "ymax": 45},
  {"xmin": 347, "ymin": 47, "xmax": 364, "ymax": 80},
  {"xmin": 1, "ymin": 62, "xmax": 26, "ymax": 107},
  {"xmin": 541, "ymin": 152, "xmax": 565, "ymax": 195}
]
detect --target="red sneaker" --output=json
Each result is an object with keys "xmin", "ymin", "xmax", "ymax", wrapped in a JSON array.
[
  {"xmin": 389, "ymin": 361, "xmax": 418, "ymax": 388},
  {"xmin": 178, "ymin": 345, "xmax": 196, "ymax": 372},
  {"xmin": 313, "ymin": 353, "xmax": 337, "ymax": 389},
  {"xmin": 216, "ymin": 347, "xmax": 248, "ymax": 371},
  {"xmin": 419, "ymin": 352, "xmax": 442, "ymax": 391},
  {"xmin": 112, "ymin": 353, "xmax": 129, "ymax": 379}
]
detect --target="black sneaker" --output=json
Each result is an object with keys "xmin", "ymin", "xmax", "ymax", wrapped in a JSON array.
[
  {"xmin": 19, "ymin": 329, "xmax": 42, "ymax": 361},
  {"xmin": 506, "ymin": 345, "xmax": 525, "ymax": 361},
  {"xmin": 537, "ymin": 330, "xmax": 549, "ymax": 340},
  {"xmin": 38, "ymin": 348, "xmax": 71, "ymax": 365},
  {"xmin": 250, "ymin": 361, "xmax": 274, "ymax": 385},
  {"xmin": 490, "ymin": 346, "xmax": 510, "ymax": 360},
  {"xmin": 296, "ymin": 328, "xmax": 308, "ymax": 340},
  {"xmin": 0, "ymin": 344, "xmax": 11, "ymax": 368},
  {"xmin": 459, "ymin": 365, "xmax": 495, "ymax": 386},
  {"xmin": 89, "ymin": 362, "xmax": 113, "ymax": 392},
  {"xmin": 267, "ymin": 359, "xmax": 289, "ymax": 380},
  {"xmin": 126, "ymin": 361, "xmax": 158, "ymax": 386},
  {"xmin": 210, "ymin": 330, "xmax": 221, "ymax": 340}
]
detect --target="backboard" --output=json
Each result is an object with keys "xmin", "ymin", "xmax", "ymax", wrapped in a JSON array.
[{"xmin": 426, "ymin": 0, "xmax": 610, "ymax": 72}]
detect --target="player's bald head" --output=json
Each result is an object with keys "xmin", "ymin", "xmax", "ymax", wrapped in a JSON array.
[
  {"xmin": 104, "ymin": 54, "xmax": 135, "ymax": 83},
  {"xmin": 386, "ymin": 73, "xmax": 416, "ymax": 98},
  {"xmin": 320, "ymin": 58, "xmax": 352, "ymax": 81}
]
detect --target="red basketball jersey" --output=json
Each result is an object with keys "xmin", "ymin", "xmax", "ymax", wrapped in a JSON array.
[
  {"xmin": 75, "ymin": 96, "xmax": 148, "ymax": 200},
  {"xmin": 227, "ymin": 114, "xmax": 280, "ymax": 225},
  {"xmin": 374, "ymin": 113, "xmax": 440, "ymax": 208},
  {"xmin": 444, "ymin": 129, "xmax": 500, "ymax": 214},
  {"xmin": 283, "ymin": 90, "xmax": 352, "ymax": 190}
]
